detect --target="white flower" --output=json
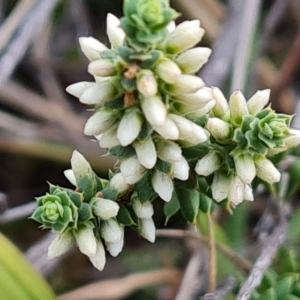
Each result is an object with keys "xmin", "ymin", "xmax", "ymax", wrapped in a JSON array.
[
  {"xmin": 106, "ymin": 13, "xmax": 126, "ymax": 48},
  {"xmin": 206, "ymin": 117, "xmax": 232, "ymax": 143},
  {"xmin": 66, "ymin": 81, "xmax": 95, "ymax": 98},
  {"xmin": 180, "ymin": 99, "xmax": 216, "ymax": 117},
  {"xmin": 79, "ymin": 37, "xmax": 108, "ymax": 61},
  {"xmin": 97, "ymin": 124, "xmax": 120, "ymax": 148},
  {"xmin": 120, "ymin": 155, "xmax": 147, "ymax": 184},
  {"xmin": 229, "ymin": 91, "xmax": 249, "ymax": 126},
  {"xmin": 84, "ymin": 108, "xmax": 117, "ymax": 136},
  {"xmin": 244, "ymin": 184, "xmax": 254, "ymax": 201},
  {"xmin": 64, "ymin": 169, "xmax": 77, "ymax": 186},
  {"xmin": 106, "ymin": 234, "xmax": 124, "ymax": 257},
  {"xmin": 140, "ymin": 218, "xmax": 156, "ymax": 243},
  {"xmin": 175, "ymin": 87, "xmax": 213, "ymax": 105},
  {"xmin": 211, "ymin": 172, "xmax": 229, "ymax": 202},
  {"xmin": 152, "ymin": 169, "xmax": 173, "ymax": 202},
  {"xmin": 137, "ymin": 70, "xmax": 158, "ymax": 97},
  {"xmin": 234, "ymin": 154, "xmax": 256, "ymax": 184},
  {"xmin": 47, "ymin": 232, "xmax": 74, "ymax": 259},
  {"xmin": 117, "ymin": 108, "xmax": 142, "ymax": 146},
  {"xmin": 92, "ymin": 198, "xmax": 119, "ymax": 220},
  {"xmin": 211, "ymin": 87, "xmax": 229, "ymax": 118},
  {"xmin": 284, "ymin": 129, "xmax": 300, "ymax": 148},
  {"xmin": 89, "ymin": 239, "xmax": 106, "ymax": 271},
  {"xmin": 155, "ymin": 58, "xmax": 182, "ymax": 83},
  {"xmin": 70, "ymin": 150, "xmax": 92, "ymax": 182},
  {"xmin": 255, "ymin": 157, "xmax": 281, "ymax": 184},
  {"xmin": 166, "ymin": 20, "xmax": 205, "ymax": 53},
  {"xmin": 172, "ymin": 156, "xmax": 190, "ymax": 180},
  {"xmin": 175, "ymin": 47, "xmax": 212, "ymax": 74},
  {"xmin": 74, "ymin": 226, "xmax": 97, "ymax": 257},
  {"xmin": 152, "ymin": 116, "xmax": 179, "ymax": 140},
  {"xmin": 101, "ymin": 219, "xmax": 124, "ymax": 244},
  {"xmin": 109, "ymin": 173, "xmax": 129, "ymax": 195},
  {"xmin": 247, "ymin": 89, "xmax": 270, "ymax": 115},
  {"xmin": 195, "ymin": 151, "xmax": 221, "ymax": 176},
  {"xmin": 171, "ymin": 75, "xmax": 205, "ymax": 94},
  {"xmin": 88, "ymin": 59, "xmax": 117, "ymax": 77},
  {"xmin": 132, "ymin": 198, "xmax": 154, "ymax": 218},
  {"xmin": 228, "ymin": 175, "xmax": 245, "ymax": 205},
  {"xmin": 133, "ymin": 136, "xmax": 157, "ymax": 169},
  {"xmin": 156, "ymin": 140, "xmax": 182, "ymax": 163}
]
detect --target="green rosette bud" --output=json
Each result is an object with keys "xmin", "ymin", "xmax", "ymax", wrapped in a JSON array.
[{"xmin": 31, "ymin": 188, "xmax": 82, "ymax": 233}]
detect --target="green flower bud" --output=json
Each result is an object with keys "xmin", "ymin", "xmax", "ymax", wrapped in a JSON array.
[
  {"xmin": 211, "ymin": 171, "xmax": 229, "ymax": 202},
  {"xmin": 152, "ymin": 169, "xmax": 173, "ymax": 202},
  {"xmin": 132, "ymin": 198, "xmax": 154, "ymax": 218},
  {"xmin": 88, "ymin": 59, "xmax": 117, "ymax": 77},
  {"xmin": 175, "ymin": 47, "xmax": 211, "ymax": 74},
  {"xmin": 195, "ymin": 151, "xmax": 221, "ymax": 176},
  {"xmin": 206, "ymin": 117, "xmax": 232, "ymax": 143},
  {"xmin": 89, "ymin": 239, "xmax": 106, "ymax": 271},
  {"xmin": 74, "ymin": 225, "xmax": 97, "ymax": 257},
  {"xmin": 229, "ymin": 91, "xmax": 249, "ymax": 127},
  {"xmin": 120, "ymin": 155, "xmax": 147, "ymax": 184},
  {"xmin": 139, "ymin": 218, "xmax": 156, "ymax": 243},
  {"xmin": 255, "ymin": 157, "xmax": 281, "ymax": 184},
  {"xmin": 47, "ymin": 232, "xmax": 74, "ymax": 259},
  {"xmin": 234, "ymin": 154, "xmax": 256, "ymax": 184},
  {"xmin": 155, "ymin": 58, "xmax": 181, "ymax": 83},
  {"xmin": 106, "ymin": 13, "xmax": 126, "ymax": 48},
  {"xmin": 133, "ymin": 136, "xmax": 157, "ymax": 169},
  {"xmin": 137, "ymin": 70, "xmax": 158, "ymax": 97},
  {"xmin": 211, "ymin": 86, "xmax": 229, "ymax": 118},
  {"xmin": 92, "ymin": 197, "xmax": 119, "ymax": 220},
  {"xmin": 79, "ymin": 37, "xmax": 108, "ymax": 61},
  {"xmin": 247, "ymin": 89, "xmax": 270, "ymax": 115}
]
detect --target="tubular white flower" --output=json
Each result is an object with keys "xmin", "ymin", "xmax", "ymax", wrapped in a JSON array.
[
  {"xmin": 117, "ymin": 108, "xmax": 142, "ymax": 146},
  {"xmin": 79, "ymin": 37, "xmax": 108, "ymax": 61},
  {"xmin": 140, "ymin": 218, "xmax": 156, "ymax": 243},
  {"xmin": 120, "ymin": 155, "xmax": 147, "ymax": 184},
  {"xmin": 88, "ymin": 59, "xmax": 117, "ymax": 77},
  {"xmin": 234, "ymin": 154, "xmax": 256, "ymax": 184},
  {"xmin": 106, "ymin": 13, "xmax": 126, "ymax": 48},
  {"xmin": 84, "ymin": 109, "xmax": 117, "ymax": 136},
  {"xmin": 229, "ymin": 91, "xmax": 249, "ymax": 126},
  {"xmin": 244, "ymin": 184, "xmax": 254, "ymax": 201},
  {"xmin": 166, "ymin": 20, "xmax": 205, "ymax": 53},
  {"xmin": 152, "ymin": 116, "xmax": 180, "ymax": 140},
  {"xmin": 171, "ymin": 75, "xmax": 205, "ymax": 94},
  {"xmin": 255, "ymin": 157, "xmax": 281, "ymax": 184},
  {"xmin": 106, "ymin": 234, "xmax": 124, "ymax": 257},
  {"xmin": 71, "ymin": 150, "xmax": 91, "ymax": 182},
  {"xmin": 247, "ymin": 89, "xmax": 270, "ymax": 115},
  {"xmin": 284, "ymin": 129, "xmax": 300, "ymax": 147},
  {"xmin": 195, "ymin": 151, "xmax": 221, "ymax": 176},
  {"xmin": 66, "ymin": 81, "xmax": 95, "ymax": 98},
  {"xmin": 155, "ymin": 58, "xmax": 182, "ymax": 83},
  {"xmin": 175, "ymin": 47, "xmax": 212, "ymax": 74},
  {"xmin": 137, "ymin": 70, "xmax": 158, "ymax": 97},
  {"xmin": 101, "ymin": 219, "xmax": 124, "ymax": 244},
  {"xmin": 89, "ymin": 239, "xmax": 106, "ymax": 271},
  {"xmin": 133, "ymin": 136, "xmax": 157, "ymax": 169},
  {"xmin": 79, "ymin": 80, "xmax": 118, "ymax": 105},
  {"xmin": 97, "ymin": 124, "xmax": 120, "ymax": 148},
  {"xmin": 47, "ymin": 232, "xmax": 74, "ymax": 259},
  {"xmin": 92, "ymin": 198, "xmax": 119, "ymax": 220},
  {"xmin": 109, "ymin": 173, "xmax": 129, "ymax": 195},
  {"xmin": 74, "ymin": 226, "xmax": 97, "ymax": 257},
  {"xmin": 211, "ymin": 172, "xmax": 229, "ymax": 202},
  {"xmin": 206, "ymin": 117, "xmax": 232, "ymax": 142},
  {"xmin": 169, "ymin": 114, "xmax": 208, "ymax": 145},
  {"xmin": 156, "ymin": 140, "xmax": 182, "ymax": 163},
  {"xmin": 228, "ymin": 175, "xmax": 245, "ymax": 205},
  {"xmin": 166, "ymin": 21, "xmax": 176, "ymax": 32},
  {"xmin": 172, "ymin": 156, "xmax": 190, "ymax": 180},
  {"xmin": 64, "ymin": 169, "xmax": 77, "ymax": 186},
  {"xmin": 140, "ymin": 95, "xmax": 167, "ymax": 127},
  {"xmin": 175, "ymin": 87, "xmax": 213, "ymax": 106},
  {"xmin": 181, "ymin": 99, "xmax": 216, "ymax": 117},
  {"xmin": 211, "ymin": 87, "xmax": 229, "ymax": 118},
  {"xmin": 152, "ymin": 169, "xmax": 173, "ymax": 202},
  {"xmin": 132, "ymin": 198, "xmax": 154, "ymax": 218}
]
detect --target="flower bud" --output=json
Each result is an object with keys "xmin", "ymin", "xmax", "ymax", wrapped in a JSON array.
[
  {"xmin": 79, "ymin": 37, "xmax": 108, "ymax": 61},
  {"xmin": 97, "ymin": 124, "xmax": 120, "ymax": 148},
  {"xmin": 109, "ymin": 173, "xmax": 129, "ymax": 195},
  {"xmin": 255, "ymin": 157, "xmax": 281, "ymax": 184},
  {"xmin": 181, "ymin": 99, "xmax": 216, "ymax": 117},
  {"xmin": 106, "ymin": 13, "xmax": 126, "ymax": 48},
  {"xmin": 234, "ymin": 154, "xmax": 256, "ymax": 184},
  {"xmin": 169, "ymin": 114, "xmax": 208, "ymax": 145},
  {"xmin": 156, "ymin": 140, "xmax": 182, "ymax": 162},
  {"xmin": 71, "ymin": 150, "xmax": 91, "ymax": 181},
  {"xmin": 166, "ymin": 20, "xmax": 205, "ymax": 53},
  {"xmin": 106, "ymin": 235, "xmax": 124, "ymax": 257},
  {"xmin": 117, "ymin": 108, "xmax": 142, "ymax": 146},
  {"xmin": 155, "ymin": 58, "xmax": 181, "ymax": 83},
  {"xmin": 79, "ymin": 80, "xmax": 118, "ymax": 105},
  {"xmin": 88, "ymin": 59, "xmax": 117, "ymax": 77},
  {"xmin": 172, "ymin": 156, "xmax": 190, "ymax": 180},
  {"xmin": 137, "ymin": 70, "xmax": 158, "ymax": 97},
  {"xmin": 140, "ymin": 218, "xmax": 156, "ymax": 243},
  {"xmin": 171, "ymin": 75, "xmax": 205, "ymax": 94},
  {"xmin": 229, "ymin": 91, "xmax": 249, "ymax": 126},
  {"xmin": 244, "ymin": 184, "xmax": 254, "ymax": 201},
  {"xmin": 166, "ymin": 21, "xmax": 176, "ymax": 32},
  {"xmin": 152, "ymin": 169, "xmax": 173, "ymax": 202},
  {"xmin": 211, "ymin": 87, "xmax": 229, "ymax": 118},
  {"xmin": 152, "ymin": 116, "xmax": 179, "ymax": 140},
  {"xmin": 195, "ymin": 151, "xmax": 221, "ymax": 176},
  {"xmin": 74, "ymin": 226, "xmax": 97, "ymax": 257},
  {"xmin": 101, "ymin": 219, "xmax": 124, "ymax": 243},
  {"xmin": 176, "ymin": 87, "xmax": 213, "ymax": 105},
  {"xmin": 247, "ymin": 89, "xmax": 270, "ymax": 115},
  {"xmin": 84, "ymin": 108, "xmax": 118, "ymax": 136},
  {"xmin": 89, "ymin": 239, "xmax": 106, "ymax": 271},
  {"xmin": 47, "ymin": 232, "xmax": 74, "ymax": 259},
  {"xmin": 267, "ymin": 147, "xmax": 287, "ymax": 157},
  {"xmin": 133, "ymin": 136, "xmax": 157, "ymax": 169},
  {"xmin": 66, "ymin": 81, "xmax": 95, "ymax": 98},
  {"xmin": 284, "ymin": 129, "xmax": 300, "ymax": 148},
  {"xmin": 140, "ymin": 95, "xmax": 167, "ymax": 127},
  {"xmin": 120, "ymin": 155, "xmax": 147, "ymax": 184},
  {"xmin": 64, "ymin": 169, "xmax": 77, "ymax": 186},
  {"xmin": 175, "ymin": 47, "xmax": 211, "ymax": 74},
  {"xmin": 211, "ymin": 172, "xmax": 229, "ymax": 202},
  {"xmin": 92, "ymin": 198, "xmax": 119, "ymax": 220},
  {"xmin": 206, "ymin": 117, "xmax": 232, "ymax": 143},
  {"xmin": 132, "ymin": 198, "xmax": 154, "ymax": 218},
  {"xmin": 228, "ymin": 175, "xmax": 245, "ymax": 205}
]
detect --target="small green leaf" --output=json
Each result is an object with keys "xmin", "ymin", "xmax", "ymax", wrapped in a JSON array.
[
  {"xmin": 101, "ymin": 188, "xmax": 119, "ymax": 201},
  {"xmin": 256, "ymin": 288, "xmax": 276, "ymax": 300},
  {"xmin": 121, "ymin": 77, "xmax": 137, "ymax": 92},
  {"xmin": 117, "ymin": 205, "xmax": 136, "ymax": 225},
  {"xmin": 156, "ymin": 159, "xmax": 172, "ymax": 174},
  {"xmin": 101, "ymin": 50, "xmax": 119, "ymax": 59},
  {"xmin": 164, "ymin": 192, "xmax": 180, "ymax": 221},
  {"xmin": 199, "ymin": 193, "xmax": 213, "ymax": 214},
  {"xmin": 78, "ymin": 202, "xmax": 93, "ymax": 222},
  {"xmin": 275, "ymin": 277, "xmax": 295, "ymax": 300},
  {"xmin": 135, "ymin": 172, "xmax": 157, "ymax": 202},
  {"xmin": 109, "ymin": 145, "xmax": 135, "ymax": 159}
]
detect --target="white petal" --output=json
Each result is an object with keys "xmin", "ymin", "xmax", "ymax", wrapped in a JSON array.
[
  {"xmin": 133, "ymin": 136, "xmax": 157, "ymax": 169},
  {"xmin": 152, "ymin": 169, "xmax": 173, "ymax": 202},
  {"xmin": 106, "ymin": 13, "xmax": 126, "ymax": 48},
  {"xmin": 101, "ymin": 219, "xmax": 124, "ymax": 244},
  {"xmin": 255, "ymin": 157, "xmax": 281, "ymax": 184},
  {"xmin": 47, "ymin": 232, "xmax": 74, "ymax": 259},
  {"xmin": 109, "ymin": 173, "xmax": 129, "ymax": 195},
  {"xmin": 98, "ymin": 124, "xmax": 120, "ymax": 148},
  {"xmin": 152, "ymin": 116, "xmax": 179, "ymax": 140},
  {"xmin": 93, "ymin": 198, "xmax": 119, "ymax": 220},
  {"xmin": 132, "ymin": 198, "xmax": 154, "ymax": 218},
  {"xmin": 63, "ymin": 169, "xmax": 77, "ymax": 186},
  {"xmin": 89, "ymin": 239, "xmax": 106, "ymax": 271},
  {"xmin": 195, "ymin": 151, "xmax": 221, "ymax": 176},
  {"xmin": 74, "ymin": 227, "xmax": 97, "ymax": 257},
  {"xmin": 70, "ymin": 150, "xmax": 92, "ymax": 182},
  {"xmin": 79, "ymin": 37, "xmax": 108, "ymax": 61},
  {"xmin": 247, "ymin": 89, "xmax": 270, "ymax": 115},
  {"xmin": 140, "ymin": 218, "xmax": 156, "ymax": 243},
  {"xmin": 234, "ymin": 154, "xmax": 256, "ymax": 184},
  {"xmin": 172, "ymin": 157, "xmax": 190, "ymax": 180},
  {"xmin": 66, "ymin": 81, "xmax": 95, "ymax": 98},
  {"xmin": 141, "ymin": 96, "xmax": 167, "ymax": 127},
  {"xmin": 244, "ymin": 184, "xmax": 254, "ymax": 201},
  {"xmin": 228, "ymin": 175, "xmax": 245, "ymax": 205},
  {"xmin": 157, "ymin": 140, "xmax": 182, "ymax": 163},
  {"xmin": 120, "ymin": 156, "xmax": 147, "ymax": 184},
  {"xmin": 106, "ymin": 235, "xmax": 124, "ymax": 257},
  {"xmin": 211, "ymin": 172, "xmax": 229, "ymax": 202}
]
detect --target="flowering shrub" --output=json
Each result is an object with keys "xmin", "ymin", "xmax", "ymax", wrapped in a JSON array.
[{"xmin": 31, "ymin": 0, "xmax": 300, "ymax": 271}]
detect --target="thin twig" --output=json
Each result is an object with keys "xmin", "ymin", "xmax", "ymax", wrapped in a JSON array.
[
  {"xmin": 201, "ymin": 277, "xmax": 236, "ymax": 300},
  {"xmin": 0, "ymin": 202, "xmax": 36, "ymax": 225},
  {"xmin": 208, "ymin": 214, "xmax": 217, "ymax": 293}
]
